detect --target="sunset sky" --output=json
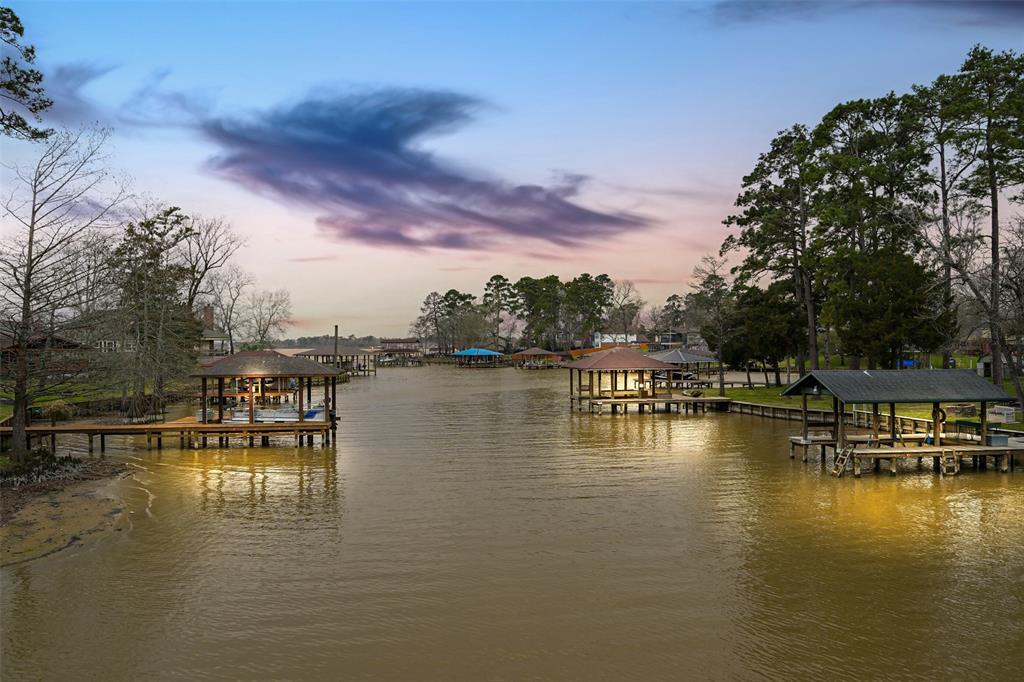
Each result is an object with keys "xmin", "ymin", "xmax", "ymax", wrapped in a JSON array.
[{"xmin": 7, "ymin": 1, "xmax": 1022, "ymax": 336}]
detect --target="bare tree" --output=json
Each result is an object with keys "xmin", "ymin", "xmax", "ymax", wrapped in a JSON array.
[
  {"xmin": 208, "ymin": 264, "xmax": 252, "ymax": 354},
  {"xmin": 0, "ymin": 128, "xmax": 127, "ymax": 463},
  {"xmin": 180, "ymin": 216, "xmax": 241, "ymax": 308},
  {"xmin": 607, "ymin": 280, "xmax": 644, "ymax": 340},
  {"xmin": 243, "ymin": 289, "xmax": 292, "ymax": 349}
]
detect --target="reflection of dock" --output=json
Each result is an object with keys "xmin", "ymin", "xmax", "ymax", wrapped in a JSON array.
[
  {"xmin": 580, "ymin": 396, "xmax": 731, "ymax": 415},
  {"xmin": 0, "ymin": 420, "xmax": 332, "ymax": 453}
]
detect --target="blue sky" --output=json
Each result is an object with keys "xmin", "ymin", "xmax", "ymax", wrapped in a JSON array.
[{"xmin": 6, "ymin": 1, "xmax": 1022, "ymax": 334}]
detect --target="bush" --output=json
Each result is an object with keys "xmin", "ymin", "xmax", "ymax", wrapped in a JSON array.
[{"xmin": 0, "ymin": 447, "xmax": 84, "ymax": 487}]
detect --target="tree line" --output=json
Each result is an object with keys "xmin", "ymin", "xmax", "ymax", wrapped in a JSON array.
[
  {"xmin": 685, "ymin": 45, "xmax": 1023, "ymax": 404},
  {"xmin": 0, "ymin": 9, "xmax": 293, "ymax": 464}
]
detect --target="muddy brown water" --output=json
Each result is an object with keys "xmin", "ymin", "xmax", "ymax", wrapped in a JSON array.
[{"xmin": 2, "ymin": 368, "xmax": 1023, "ymax": 680}]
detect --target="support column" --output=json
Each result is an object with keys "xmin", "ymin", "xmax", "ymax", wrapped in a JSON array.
[
  {"xmin": 217, "ymin": 377, "xmax": 225, "ymax": 423},
  {"xmin": 832, "ymin": 396, "xmax": 839, "ymax": 443},
  {"xmin": 331, "ymin": 376, "xmax": 337, "ymax": 430},
  {"xmin": 872, "ymin": 403, "xmax": 879, "ymax": 444},
  {"xmin": 201, "ymin": 377, "xmax": 208, "ymax": 424},
  {"xmin": 980, "ymin": 401, "xmax": 987, "ymax": 445},
  {"xmin": 324, "ymin": 378, "xmax": 330, "ymax": 425},
  {"xmin": 248, "ymin": 378, "xmax": 254, "ymax": 424},
  {"xmin": 932, "ymin": 402, "xmax": 941, "ymax": 447},
  {"xmin": 298, "ymin": 377, "xmax": 305, "ymax": 422},
  {"xmin": 801, "ymin": 394, "xmax": 808, "ymax": 440}
]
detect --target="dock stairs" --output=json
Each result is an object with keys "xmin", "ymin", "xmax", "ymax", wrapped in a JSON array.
[
  {"xmin": 939, "ymin": 450, "xmax": 960, "ymax": 476},
  {"xmin": 831, "ymin": 445, "xmax": 854, "ymax": 477}
]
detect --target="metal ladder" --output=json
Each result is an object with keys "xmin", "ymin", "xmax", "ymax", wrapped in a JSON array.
[
  {"xmin": 832, "ymin": 445, "xmax": 855, "ymax": 477},
  {"xmin": 939, "ymin": 450, "xmax": 960, "ymax": 476}
]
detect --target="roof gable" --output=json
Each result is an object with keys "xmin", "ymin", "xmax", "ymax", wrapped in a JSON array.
[{"xmin": 781, "ymin": 369, "xmax": 1013, "ymax": 403}]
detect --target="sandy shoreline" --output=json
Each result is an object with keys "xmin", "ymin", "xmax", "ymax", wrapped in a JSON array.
[{"xmin": 0, "ymin": 460, "xmax": 130, "ymax": 567}]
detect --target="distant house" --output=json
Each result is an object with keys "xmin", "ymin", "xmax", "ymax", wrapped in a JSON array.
[
  {"xmin": 650, "ymin": 329, "xmax": 707, "ymax": 350},
  {"xmin": 0, "ymin": 333, "xmax": 91, "ymax": 378},
  {"xmin": 592, "ymin": 332, "xmax": 648, "ymax": 347},
  {"xmin": 198, "ymin": 305, "xmax": 230, "ymax": 357}
]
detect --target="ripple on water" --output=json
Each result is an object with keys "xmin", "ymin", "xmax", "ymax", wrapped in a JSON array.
[{"xmin": 2, "ymin": 367, "xmax": 1023, "ymax": 680}]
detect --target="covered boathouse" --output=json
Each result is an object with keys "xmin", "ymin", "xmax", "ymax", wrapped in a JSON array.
[
  {"xmin": 453, "ymin": 348, "xmax": 504, "ymax": 367},
  {"xmin": 566, "ymin": 347, "xmax": 729, "ymax": 414},
  {"xmin": 781, "ymin": 369, "xmax": 1021, "ymax": 476},
  {"xmin": 192, "ymin": 351, "xmax": 342, "ymax": 445},
  {"xmin": 509, "ymin": 347, "xmax": 561, "ymax": 368},
  {"xmin": 296, "ymin": 345, "xmax": 376, "ymax": 376}
]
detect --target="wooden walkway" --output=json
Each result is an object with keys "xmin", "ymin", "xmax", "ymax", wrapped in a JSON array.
[
  {"xmin": 0, "ymin": 419, "xmax": 334, "ymax": 452},
  {"xmin": 844, "ymin": 444, "xmax": 1021, "ymax": 477},
  {"xmin": 575, "ymin": 395, "xmax": 731, "ymax": 415}
]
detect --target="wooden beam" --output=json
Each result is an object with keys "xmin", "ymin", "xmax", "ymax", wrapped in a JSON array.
[
  {"xmin": 217, "ymin": 377, "xmax": 225, "ymax": 424},
  {"xmin": 980, "ymin": 401, "xmax": 987, "ymax": 445},
  {"xmin": 324, "ymin": 377, "xmax": 330, "ymax": 423},
  {"xmin": 801, "ymin": 394, "xmax": 808, "ymax": 439},
  {"xmin": 201, "ymin": 377, "xmax": 208, "ymax": 424}
]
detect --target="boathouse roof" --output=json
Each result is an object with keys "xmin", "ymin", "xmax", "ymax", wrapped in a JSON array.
[
  {"xmin": 565, "ymin": 347, "xmax": 676, "ymax": 371},
  {"xmin": 647, "ymin": 348, "xmax": 718, "ymax": 365},
  {"xmin": 781, "ymin": 369, "xmax": 1013, "ymax": 404},
  {"xmin": 511, "ymin": 347, "xmax": 559, "ymax": 358},
  {"xmin": 453, "ymin": 347, "xmax": 503, "ymax": 356},
  {"xmin": 192, "ymin": 350, "xmax": 341, "ymax": 378},
  {"xmin": 296, "ymin": 345, "xmax": 373, "ymax": 357}
]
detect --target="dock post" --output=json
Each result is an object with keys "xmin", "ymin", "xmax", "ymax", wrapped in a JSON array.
[
  {"xmin": 147, "ymin": 433, "xmax": 152, "ymax": 450},
  {"xmin": 100, "ymin": 434, "xmax": 106, "ymax": 453},
  {"xmin": 157, "ymin": 435, "xmax": 162, "ymax": 450}
]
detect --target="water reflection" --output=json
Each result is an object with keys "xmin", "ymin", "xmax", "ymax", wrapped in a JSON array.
[{"xmin": 2, "ymin": 368, "xmax": 1023, "ymax": 680}]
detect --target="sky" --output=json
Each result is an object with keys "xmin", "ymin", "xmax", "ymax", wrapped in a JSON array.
[{"xmin": 4, "ymin": 0, "xmax": 1023, "ymax": 336}]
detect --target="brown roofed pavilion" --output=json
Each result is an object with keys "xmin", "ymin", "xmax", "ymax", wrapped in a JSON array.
[{"xmin": 192, "ymin": 351, "xmax": 342, "ymax": 427}]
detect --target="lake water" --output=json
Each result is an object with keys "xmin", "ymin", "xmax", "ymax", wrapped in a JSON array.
[{"xmin": 3, "ymin": 367, "xmax": 1023, "ymax": 679}]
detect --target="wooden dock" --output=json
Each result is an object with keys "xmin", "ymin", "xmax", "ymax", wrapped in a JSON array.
[
  {"xmin": 575, "ymin": 395, "xmax": 731, "ymax": 415},
  {"xmin": 843, "ymin": 444, "xmax": 1021, "ymax": 477},
  {"xmin": 0, "ymin": 419, "xmax": 334, "ymax": 453}
]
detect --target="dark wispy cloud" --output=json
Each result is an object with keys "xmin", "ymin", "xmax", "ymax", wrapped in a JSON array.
[
  {"xmin": 44, "ymin": 63, "xmax": 115, "ymax": 124},
  {"xmin": 708, "ymin": 0, "xmax": 1024, "ymax": 26},
  {"xmin": 200, "ymin": 88, "xmax": 649, "ymax": 251},
  {"xmin": 41, "ymin": 62, "xmax": 209, "ymax": 128}
]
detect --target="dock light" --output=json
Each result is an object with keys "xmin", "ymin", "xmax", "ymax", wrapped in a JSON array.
[{"xmin": 811, "ymin": 385, "xmax": 820, "ymax": 397}]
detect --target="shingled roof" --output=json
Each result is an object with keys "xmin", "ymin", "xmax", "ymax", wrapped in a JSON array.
[
  {"xmin": 647, "ymin": 348, "xmax": 718, "ymax": 365},
  {"xmin": 564, "ymin": 347, "xmax": 676, "ymax": 371},
  {"xmin": 192, "ymin": 350, "xmax": 341, "ymax": 378},
  {"xmin": 781, "ymin": 369, "xmax": 1013, "ymax": 404},
  {"xmin": 295, "ymin": 345, "xmax": 373, "ymax": 357},
  {"xmin": 510, "ymin": 347, "xmax": 560, "ymax": 358}
]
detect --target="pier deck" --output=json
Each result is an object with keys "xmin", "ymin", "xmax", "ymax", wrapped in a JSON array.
[
  {"xmin": 576, "ymin": 395, "xmax": 731, "ymax": 415},
  {"xmin": 0, "ymin": 419, "xmax": 333, "ymax": 453},
  {"xmin": 847, "ymin": 444, "xmax": 1021, "ymax": 476}
]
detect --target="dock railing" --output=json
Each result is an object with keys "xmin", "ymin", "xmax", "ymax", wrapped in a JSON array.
[{"xmin": 729, "ymin": 400, "xmax": 1019, "ymax": 438}]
